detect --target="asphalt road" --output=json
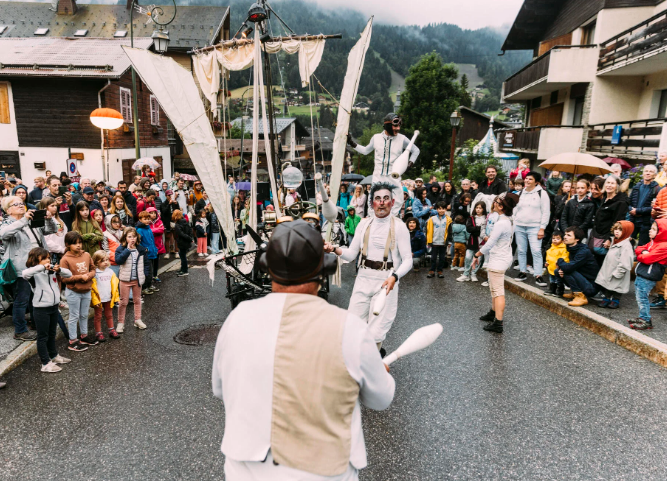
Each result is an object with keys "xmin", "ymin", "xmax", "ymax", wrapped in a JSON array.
[{"xmin": 2, "ymin": 262, "xmax": 667, "ymax": 480}]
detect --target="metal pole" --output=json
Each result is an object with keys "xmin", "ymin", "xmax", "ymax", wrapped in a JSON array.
[
  {"xmin": 239, "ymin": 118, "xmax": 245, "ymax": 174},
  {"xmin": 130, "ymin": 0, "xmax": 141, "ymax": 162},
  {"xmin": 449, "ymin": 127, "xmax": 457, "ymax": 181},
  {"xmin": 261, "ymin": 37, "xmax": 280, "ymax": 178}
]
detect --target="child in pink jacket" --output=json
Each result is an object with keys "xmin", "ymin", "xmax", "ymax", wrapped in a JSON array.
[{"xmin": 146, "ymin": 207, "xmax": 165, "ymax": 283}]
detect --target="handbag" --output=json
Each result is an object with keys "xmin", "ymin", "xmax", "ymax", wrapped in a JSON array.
[
  {"xmin": 0, "ymin": 258, "xmax": 18, "ymax": 285},
  {"xmin": 591, "ymin": 237, "xmax": 609, "ymax": 256}
]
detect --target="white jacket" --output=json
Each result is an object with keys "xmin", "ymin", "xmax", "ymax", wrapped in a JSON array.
[
  {"xmin": 514, "ymin": 185, "xmax": 551, "ymax": 229},
  {"xmin": 22, "ymin": 264, "xmax": 72, "ymax": 308},
  {"xmin": 479, "ymin": 214, "xmax": 514, "ymax": 272},
  {"xmin": 353, "ymin": 132, "xmax": 419, "ymax": 178}
]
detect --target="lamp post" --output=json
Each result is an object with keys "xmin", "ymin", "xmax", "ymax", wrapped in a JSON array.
[
  {"xmin": 129, "ymin": 0, "xmax": 176, "ymax": 161},
  {"xmin": 90, "ymin": 108, "xmax": 125, "ymax": 182},
  {"xmin": 449, "ymin": 110, "xmax": 461, "ymax": 181}
]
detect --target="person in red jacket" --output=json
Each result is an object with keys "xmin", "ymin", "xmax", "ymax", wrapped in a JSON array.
[
  {"xmin": 146, "ymin": 207, "xmax": 165, "ymax": 283},
  {"xmin": 631, "ymin": 218, "xmax": 667, "ymax": 330},
  {"xmin": 509, "ymin": 158, "xmax": 530, "ymax": 181}
]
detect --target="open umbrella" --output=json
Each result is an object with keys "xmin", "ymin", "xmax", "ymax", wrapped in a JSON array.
[
  {"xmin": 603, "ymin": 157, "xmax": 632, "ymax": 170},
  {"xmin": 360, "ymin": 175, "xmax": 373, "ymax": 186},
  {"xmin": 342, "ymin": 173, "xmax": 365, "ymax": 182},
  {"xmin": 132, "ymin": 157, "xmax": 161, "ymax": 170},
  {"xmin": 539, "ymin": 152, "xmax": 613, "ymax": 176}
]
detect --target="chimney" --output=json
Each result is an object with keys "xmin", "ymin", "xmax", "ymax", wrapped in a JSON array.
[{"xmin": 57, "ymin": 0, "xmax": 77, "ymax": 15}]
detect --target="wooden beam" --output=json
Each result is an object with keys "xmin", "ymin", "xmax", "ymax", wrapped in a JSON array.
[{"xmin": 188, "ymin": 34, "xmax": 342, "ymax": 54}]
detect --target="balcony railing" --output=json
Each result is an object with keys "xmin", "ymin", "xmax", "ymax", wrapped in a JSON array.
[
  {"xmin": 599, "ymin": 10, "xmax": 667, "ymax": 71},
  {"xmin": 586, "ymin": 118, "xmax": 666, "ymax": 158},
  {"xmin": 497, "ymin": 125, "xmax": 583, "ymax": 151},
  {"xmin": 504, "ymin": 45, "xmax": 598, "ymax": 98}
]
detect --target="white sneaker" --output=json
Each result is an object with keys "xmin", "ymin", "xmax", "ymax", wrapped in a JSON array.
[
  {"xmin": 564, "ymin": 285, "xmax": 571, "ymax": 291},
  {"xmin": 471, "ymin": 274, "xmax": 478, "ymax": 282},
  {"xmin": 134, "ymin": 319, "xmax": 147, "ymax": 329},
  {"xmin": 513, "ymin": 265, "xmax": 520, "ymax": 271},
  {"xmin": 450, "ymin": 266, "xmax": 457, "ymax": 271},
  {"xmin": 51, "ymin": 355, "xmax": 71, "ymax": 364},
  {"xmin": 458, "ymin": 267, "xmax": 465, "ymax": 271},
  {"xmin": 456, "ymin": 275, "xmax": 470, "ymax": 282},
  {"xmin": 481, "ymin": 281, "xmax": 489, "ymax": 287},
  {"xmin": 198, "ymin": 253, "xmax": 204, "ymax": 257},
  {"xmin": 164, "ymin": 253, "xmax": 170, "ymax": 260},
  {"xmin": 41, "ymin": 361, "xmax": 62, "ymax": 373},
  {"xmin": 116, "ymin": 323, "xmax": 124, "ymax": 333},
  {"xmin": 527, "ymin": 266, "xmax": 534, "ymax": 274}
]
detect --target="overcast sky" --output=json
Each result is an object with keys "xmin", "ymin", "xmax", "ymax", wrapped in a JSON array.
[{"xmin": 311, "ymin": 0, "xmax": 524, "ymax": 29}]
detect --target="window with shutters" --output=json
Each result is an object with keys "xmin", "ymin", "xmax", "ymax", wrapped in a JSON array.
[
  {"xmin": 0, "ymin": 83, "xmax": 10, "ymax": 124},
  {"xmin": 150, "ymin": 95, "xmax": 159, "ymax": 125},
  {"xmin": 119, "ymin": 87, "xmax": 132, "ymax": 123}
]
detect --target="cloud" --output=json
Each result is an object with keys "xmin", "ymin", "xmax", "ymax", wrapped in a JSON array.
[{"xmin": 305, "ymin": 0, "xmax": 524, "ymax": 29}]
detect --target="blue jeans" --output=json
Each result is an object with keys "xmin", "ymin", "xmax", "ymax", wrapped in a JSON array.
[
  {"xmin": 515, "ymin": 225, "xmax": 543, "ymax": 277},
  {"xmin": 10, "ymin": 277, "xmax": 33, "ymax": 335},
  {"xmin": 635, "ymin": 276, "xmax": 656, "ymax": 322},
  {"xmin": 211, "ymin": 232, "xmax": 221, "ymax": 254},
  {"xmin": 65, "ymin": 289, "xmax": 92, "ymax": 340},
  {"xmin": 562, "ymin": 271, "xmax": 599, "ymax": 298},
  {"xmin": 463, "ymin": 250, "xmax": 481, "ymax": 277}
]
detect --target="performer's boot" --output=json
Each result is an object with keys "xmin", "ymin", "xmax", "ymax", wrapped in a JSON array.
[
  {"xmin": 483, "ymin": 318, "xmax": 504, "ymax": 333},
  {"xmin": 479, "ymin": 309, "xmax": 495, "ymax": 322}
]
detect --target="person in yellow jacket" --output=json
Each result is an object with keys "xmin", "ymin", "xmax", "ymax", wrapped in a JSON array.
[
  {"xmin": 425, "ymin": 201, "xmax": 453, "ymax": 278},
  {"xmin": 90, "ymin": 250, "xmax": 121, "ymax": 342},
  {"xmin": 543, "ymin": 229, "xmax": 569, "ymax": 298}
]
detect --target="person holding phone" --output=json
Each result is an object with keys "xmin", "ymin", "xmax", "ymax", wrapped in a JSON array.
[
  {"xmin": 44, "ymin": 177, "xmax": 74, "ymax": 230},
  {"xmin": 0, "ymin": 196, "xmax": 57, "ymax": 341}
]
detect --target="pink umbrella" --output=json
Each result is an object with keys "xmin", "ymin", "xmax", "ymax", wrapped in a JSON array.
[{"xmin": 603, "ymin": 157, "xmax": 632, "ymax": 170}]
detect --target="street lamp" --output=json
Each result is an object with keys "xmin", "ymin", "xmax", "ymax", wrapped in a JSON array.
[
  {"xmin": 90, "ymin": 108, "xmax": 124, "ymax": 182},
  {"xmin": 130, "ymin": 0, "xmax": 177, "ymax": 161},
  {"xmin": 449, "ymin": 110, "xmax": 461, "ymax": 181}
]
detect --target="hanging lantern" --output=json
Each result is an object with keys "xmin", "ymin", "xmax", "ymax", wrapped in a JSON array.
[
  {"xmin": 247, "ymin": 3, "xmax": 267, "ymax": 23},
  {"xmin": 90, "ymin": 108, "xmax": 124, "ymax": 130},
  {"xmin": 282, "ymin": 163, "xmax": 303, "ymax": 189},
  {"xmin": 151, "ymin": 28, "xmax": 170, "ymax": 53}
]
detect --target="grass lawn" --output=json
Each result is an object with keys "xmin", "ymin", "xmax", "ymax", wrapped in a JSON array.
[{"xmin": 288, "ymin": 105, "xmax": 321, "ymax": 117}]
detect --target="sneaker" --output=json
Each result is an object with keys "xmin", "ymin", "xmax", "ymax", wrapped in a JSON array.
[
  {"xmin": 142, "ymin": 289, "xmax": 153, "ymax": 296},
  {"xmin": 116, "ymin": 323, "xmax": 124, "ymax": 334},
  {"xmin": 534, "ymin": 276, "xmax": 547, "ymax": 287},
  {"xmin": 456, "ymin": 275, "xmax": 471, "ymax": 282},
  {"xmin": 631, "ymin": 320, "xmax": 653, "ymax": 330},
  {"xmin": 516, "ymin": 273, "xmax": 528, "ymax": 282},
  {"xmin": 79, "ymin": 334, "xmax": 99, "ymax": 346},
  {"xmin": 149, "ymin": 286, "xmax": 160, "ymax": 293},
  {"xmin": 51, "ymin": 355, "xmax": 71, "ymax": 364},
  {"xmin": 564, "ymin": 285, "xmax": 571, "ymax": 291},
  {"xmin": 96, "ymin": 332, "xmax": 106, "ymax": 343},
  {"xmin": 13, "ymin": 331, "xmax": 37, "ymax": 341},
  {"xmin": 134, "ymin": 319, "xmax": 147, "ymax": 330},
  {"xmin": 413, "ymin": 268, "xmax": 420, "ymax": 272},
  {"xmin": 470, "ymin": 274, "xmax": 479, "ymax": 282},
  {"xmin": 153, "ymin": 276, "xmax": 162, "ymax": 283},
  {"xmin": 458, "ymin": 267, "xmax": 465, "ymax": 272},
  {"xmin": 163, "ymin": 253, "xmax": 170, "ymax": 260},
  {"xmin": 427, "ymin": 271, "xmax": 435, "ymax": 278},
  {"xmin": 650, "ymin": 296, "xmax": 666, "ymax": 309},
  {"xmin": 599, "ymin": 298, "xmax": 611, "ymax": 308},
  {"xmin": 437, "ymin": 271, "xmax": 444, "ymax": 278},
  {"xmin": 41, "ymin": 361, "xmax": 62, "ymax": 373},
  {"xmin": 527, "ymin": 266, "xmax": 534, "ymax": 274},
  {"xmin": 483, "ymin": 319, "xmax": 504, "ymax": 333},
  {"xmin": 109, "ymin": 329, "xmax": 120, "ymax": 339},
  {"xmin": 513, "ymin": 265, "xmax": 520, "ymax": 271},
  {"xmin": 177, "ymin": 271, "xmax": 189, "ymax": 277},
  {"xmin": 609, "ymin": 299, "xmax": 620, "ymax": 309},
  {"xmin": 479, "ymin": 309, "xmax": 495, "ymax": 322},
  {"xmin": 67, "ymin": 340, "xmax": 88, "ymax": 352},
  {"xmin": 198, "ymin": 253, "xmax": 205, "ymax": 257},
  {"xmin": 481, "ymin": 281, "xmax": 489, "ymax": 287},
  {"xmin": 450, "ymin": 266, "xmax": 457, "ymax": 271}
]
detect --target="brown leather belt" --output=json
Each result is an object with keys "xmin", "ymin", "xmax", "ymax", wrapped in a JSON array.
[{"xmin": 361, "ymin": 260, "xmax": 393, "ymax": 271}]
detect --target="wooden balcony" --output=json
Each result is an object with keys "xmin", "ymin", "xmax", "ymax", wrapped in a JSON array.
[
  {"xmin": 586, "ymin": 118, "xmax": 666, "ymax": 160},
  {"xmin": 599, "ymin": 10, "xmax": 667, "ymax": 76},
  {"xmin": 498, "ymin": 125, "xmax": 585, "ymax": 160},
  {"xmin": 502, "ymin": 45, "xmax": 598, "ymax": 101}
]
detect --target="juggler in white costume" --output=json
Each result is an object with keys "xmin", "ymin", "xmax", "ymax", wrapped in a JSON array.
[
  {"xmin": 353, "ymin": 132, "xmax": 420, "ymax": 217},
  {"xmin": 338, "ymin": 215, "xmax": 412, "ymax": 344}
]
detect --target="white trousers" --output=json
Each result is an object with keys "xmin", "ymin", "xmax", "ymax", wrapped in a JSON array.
[
  {"xmin": 371, "ymin": 174, "xmax": 403, "ymax": 217},
  {"xmin": 348, "ymin": 268, "xmax": 399, "ymax": 343}
]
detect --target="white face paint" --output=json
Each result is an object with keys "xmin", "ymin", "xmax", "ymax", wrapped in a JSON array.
[{"xmin": 372, "ymin": 188, "xmax": 394, "ymax": 218}]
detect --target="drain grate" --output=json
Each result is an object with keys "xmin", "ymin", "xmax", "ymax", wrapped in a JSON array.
[{"xmin": 174, "ymin": 324, "xmax": 222, "ymax": 346}]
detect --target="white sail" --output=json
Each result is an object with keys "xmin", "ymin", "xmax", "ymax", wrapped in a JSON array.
[
  {"xmin": 328, "ymin": 18, "xmax": 373, "ymax": 211},
  {"xmin": 121, "ymin": 46, "xmax": 238, "ymax": 254}
]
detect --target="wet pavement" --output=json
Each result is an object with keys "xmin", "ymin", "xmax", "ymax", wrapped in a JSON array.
[{"xmin": 2, "ymin": 263, "xmax": 667, "ymax": 480}]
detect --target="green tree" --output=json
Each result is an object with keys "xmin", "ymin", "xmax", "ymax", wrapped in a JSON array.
[
  {"xmin": 399, "ymin": 52, "xmax": 462, "ymax": 176},
  {"xmin": 353, "ymin": 123, "xmax": 383, "ymax": 176},
  {"xmin": 452, "ymin": 139, "xmax": 506, "ymax": 185},
  {"xmin": 459, "ymin": 74, "xmax": 472, "ymax": 108}
]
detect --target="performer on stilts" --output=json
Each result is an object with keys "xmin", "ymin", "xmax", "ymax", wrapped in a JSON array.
[
  {"xmin": 212, "ymin": 220, "xmax": 395, "ymax": 480},
  {"xmin": 325, "ymin": 182, "xmax": 413, "ymax": 355},
  {"xmin": 347, "ymin": 113, "xmax": 420, "ymax": 217}
]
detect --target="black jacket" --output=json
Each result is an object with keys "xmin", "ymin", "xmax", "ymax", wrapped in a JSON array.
[
  {"xmin": 553, "ymin": 194, "xmax": 570, "ymax": 222},
  {"xmin": 195, "ymin": 198, "xmax": 209, "ymax": 216},
  {"xmin": 28, "ymin": 187, "xmax": 43, "ymax": 205},
  {"xmin": 465, "ymin": 215, "xmax": 482, "ymax": 251},
  {"xmin": 174, "ymin": 218, "xmax": 193, "ymax": 250},
  {"xmin": 122, "ymin": 191, "xmax": 138, "ymax": 218},
  {"xmin": 592, "ymin": 192, "xmax": 629, "ymax": 238},
  {"xmin": 479, "ymin": 177, "xmax": 507, "ymax": 196},
  {"xmin": 557, "ymin": 242, "xmax": 600, "ymax": 281},
  {"xmin": 161, "ymin": 200, "xmax": 177, "ymax": 232},
  {"xmin": 426, "ymin": 184, "xmax": 442, "ymax": 206},
  {"xmin": 560, "ymin": 196, "xmax": 595, "ymax": 232},
  {"xmin": 629, "ymin": 180, "xmax": 660, "ymax": 224}
]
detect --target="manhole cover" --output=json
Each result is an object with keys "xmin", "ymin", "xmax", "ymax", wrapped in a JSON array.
[{"xmin": 174, "ymin": 324, "xmax": 222, "ymax": 346}]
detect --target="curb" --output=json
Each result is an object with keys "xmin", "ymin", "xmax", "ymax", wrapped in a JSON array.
[
  {"xmin": 483, "ymin": 271, "xmax": 667, "ymax": 368},
  {"xmin": 0, "ymin": 253, "xmax": 187, "ymax": 379}
]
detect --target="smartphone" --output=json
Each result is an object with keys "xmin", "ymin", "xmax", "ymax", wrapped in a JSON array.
[
  {"xmin": 30, "ymin": 209, "xmax": 47, "ymax": 228},
  {"xmin": 58, "ymin": 186, "xmax": 67, "ymax": 196}
]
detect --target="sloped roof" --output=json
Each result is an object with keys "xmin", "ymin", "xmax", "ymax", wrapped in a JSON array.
[
  {"xmin": 231, "ymin": 117, "xmax": 310, "ymax": 138},
  {"xmin": 501, "ymin": 0, "xmax": 564, "ymax": 51},
  {"xmin": 0, "ymin": 2, "xmax": 229, "ymax": 50},
  {"xmin": 0, "ymin": 36, "xmax": 152, "ymax": 77},
  {"xmin": 460, "ymin": 106, "xmax": 512, "ymax": 129}
]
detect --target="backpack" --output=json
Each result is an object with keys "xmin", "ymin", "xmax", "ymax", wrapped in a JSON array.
[{"xmin": 0, "ymin": 258, "xmax": 17, "ymax": 300}]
